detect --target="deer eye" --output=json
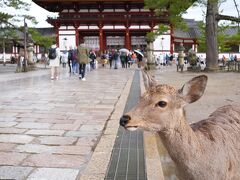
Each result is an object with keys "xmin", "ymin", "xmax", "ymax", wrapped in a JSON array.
[{"xmin": 156, "ymin": 101, "xmax": 167, "ymax": 108}]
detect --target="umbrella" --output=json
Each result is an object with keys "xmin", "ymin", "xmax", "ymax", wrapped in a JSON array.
[
  {"xmin": 119, "ymin": 48, "xmax": 130, "ymax": 54},
  {"xmin": 134, "ymin": 50, "xmax": 144, "ymax": 57}
]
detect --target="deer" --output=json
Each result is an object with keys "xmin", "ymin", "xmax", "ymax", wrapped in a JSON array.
[{"xmin": 120, "ymin": 71, "xmax": 240, "ymax": 180}]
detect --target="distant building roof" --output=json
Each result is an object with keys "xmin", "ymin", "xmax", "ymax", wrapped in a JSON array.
[
  {"xmin": 35, "ymin": 19, "xmax": 238, "ymax": 40},
  {"xmin": 224, "ymin": 27, "xmax": 239, "ymax": 35},
  {"xmin": 173, "ymin": 19, "xmax": 201, "ymax": 39},
  {"xmin": 173, "ymin": 19, "xmax": 239, "ymax": 39},
  {"xmin": 36, "ymin": 28, "xmax": 55, "ymax": 37}
]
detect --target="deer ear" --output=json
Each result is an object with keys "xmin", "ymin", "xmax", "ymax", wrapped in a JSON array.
[
  {"xmin": 142, "ymin": 70, "xmax": 157, "ymax": 90},
  {"xmin": 178, "ymin": 75, "xmax": 208, "ymax": 104}
]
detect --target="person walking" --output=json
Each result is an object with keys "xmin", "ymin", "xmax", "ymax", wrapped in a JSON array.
[
  {"xmin": 136, "ymin": 53, "xmax": 143, "ymax": 68},
  {"xmin": 127, "ymin": 53, "xmax": 132, "ymax": 68},
  {"xmin": 234, "ymin": 55, "xmax": 238, "ymax": 62},
  {"xmin": 89, "ymin": 50, "xmax": 96, "ymax": 70},
  {"xmin": 61, "ymin": 50, "xmax": 68, "ymax": 68},
  {"xmin": 48, "ymin": 43, "xmax": 60, "ymax": 80},
  {"xmin": 77, "ymin": 39, "xmax": 89, "ymax": 81},
  {"xmin": 68, "ymin": 46, "xmax": 73, "ymax": 73},
  {"xmin": 108, "ymin": 50, "xmax": 113, "ymax": 69},
  {"xmin": 72, "ymin": 48, "xmax": 79, "ymax": 74},
  {"xmin": 113, "ymin": 49, "xmax": 119, "ymax": 69},
  {"xmin": 120, "ymin": 52, "xmax": 127, "ymax": 68}
]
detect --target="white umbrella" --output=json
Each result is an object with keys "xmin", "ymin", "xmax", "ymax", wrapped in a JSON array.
[
  {"xmin": 134, "ymin": 50, "xmax": 144, "ymax": 57},
  {"xmin": 119, "ymin": 48, "xmax": 130, "ymax": 54}
]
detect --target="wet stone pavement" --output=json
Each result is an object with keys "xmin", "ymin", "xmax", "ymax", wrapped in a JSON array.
[
  {"xmin": 0, "ymin": 64, "xmax": 134, "ymax": 180},
  {"xmin": 2, "ymin": 63, "xmax": 240, "ymax": 180}
]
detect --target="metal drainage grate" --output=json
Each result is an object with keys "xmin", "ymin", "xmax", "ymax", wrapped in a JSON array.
[{"xmin": 105, "ymin": 70, "xmax": 147, "ymax": 180}]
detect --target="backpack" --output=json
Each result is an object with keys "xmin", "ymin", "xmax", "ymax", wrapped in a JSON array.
[
  {"xmin": 113, "ymin": 52, "xmax": 119, "ymax": 60},
  {"xmin": 89, "ymin": 52, "xmax": 96, "ymax": 60},
  {"xmin": 48, "ymin": 48, "xmax": 57, "ymax": 59},
  {"xmin": 68, "ymin": 50, "xmax": 72, "ymax": 60}
]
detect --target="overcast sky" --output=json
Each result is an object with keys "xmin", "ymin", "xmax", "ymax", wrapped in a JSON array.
[{"xmin": 24, "ymin": 0, "xmax": 239, "ymax": 27}]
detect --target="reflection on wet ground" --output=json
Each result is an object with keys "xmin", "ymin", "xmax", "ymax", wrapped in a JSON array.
[{"xmin": 1, "ymin": 75, "xmax": 49, "ymax": 93}]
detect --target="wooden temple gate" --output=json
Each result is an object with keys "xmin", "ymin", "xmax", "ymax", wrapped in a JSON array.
[{"xmin": 33, "ymin": 0, "xmax": 169, "ymax": 53}]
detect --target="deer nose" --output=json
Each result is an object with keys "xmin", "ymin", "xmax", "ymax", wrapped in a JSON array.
[{"xmin": 120, "ymin": 115, "xmax": 131, "ymax": 127}]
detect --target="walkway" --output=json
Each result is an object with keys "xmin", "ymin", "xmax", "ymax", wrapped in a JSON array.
[
  {"xmin": 1, "ymin": 63, "xmax": 240, "ymax": 179},
  {"xmin": 0, "ymin": 64, "xmax": 135, "ymax": 180}
]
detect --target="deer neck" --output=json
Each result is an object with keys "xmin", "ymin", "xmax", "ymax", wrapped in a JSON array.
[{"xmin": 158, "ymin": 111, "xmax": 200, "ymax": 166}]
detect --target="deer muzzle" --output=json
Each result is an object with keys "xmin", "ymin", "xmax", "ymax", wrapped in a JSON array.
[
  {"xmin": 120, "ymin": 115, "xmax": 131, "ymax": 127},
  {"xmin": 120, "ymin": 115, "xmax": 139, "ymax": 131}
]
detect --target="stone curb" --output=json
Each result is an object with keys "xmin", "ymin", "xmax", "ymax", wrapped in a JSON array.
[{"xmin": 79, "ymin": 70, "xmax": 135, "ymax": 180}]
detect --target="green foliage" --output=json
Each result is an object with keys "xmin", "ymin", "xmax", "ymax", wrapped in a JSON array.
[
  {"xmin": 0, "ymin": 0, "xmax": 32, "ymax": 27},
  {"xmin": 226, "ymin": 33, "xmax": 240, "ymax": 45},
  {"xmin": 146, "ymin": 24, "xmax": 170, "ymax": 42},
  {"xmin": 217, "ymin": 24, "xmax": 231, "ymax": 52},
  {"xmin": 197, "ymin": 21, "xmax": 207, "ymax": 52},
  {"xmin": 144, "ymin": 0, "xmax": 239, "ymax": 70},
  {"xmin": 0, "ymin": 0, "xmax": 36, "ymax": 44},
  {"xmin": 197, "ymin": 21, "xmax": 232, "ymax": 52},
  {"xmin": 0, "ymin": 0, "xmax": 30, "ymax": 10},
  {"xmin": 155, "ymin": 24, "xmax": 170, "ymax": 35},
  {"xmin": 28, "ymin": 28, "xmax": 55, "ymax": 52},
  {"xmin": 146, "ymin": 32, "xmax": 156, "ymax": 42},
  {"xmin": 145, "ymin": 0, "xmax": 194, "ymax": 16},
  {"xmin": 145, "ymin": 0, "xmax": 196, "ymax": 29}
]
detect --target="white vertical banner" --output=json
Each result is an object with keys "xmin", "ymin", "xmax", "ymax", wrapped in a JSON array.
[
  {"xmin": 192, "ymin": 44, "xmax": 195, "ymax": 50},
  {"xmin": 59, "ymin": 35, "xmax": 76, "ymax": 50},
  {"xmin": 153, "ymin": 35, "xmax": 171, "ymax": 51}
]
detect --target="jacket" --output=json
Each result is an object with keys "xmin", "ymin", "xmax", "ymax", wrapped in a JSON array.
[{"xmin": 77, "ymin": 45, "xmax": 89, "ymax": 64}]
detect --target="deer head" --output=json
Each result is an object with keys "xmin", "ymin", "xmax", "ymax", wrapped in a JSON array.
[{"xmin": 120, "ymin": 71, "xmax": 208, "ymax": 132}]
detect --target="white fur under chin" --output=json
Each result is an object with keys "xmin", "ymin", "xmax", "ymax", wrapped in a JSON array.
[{"xmin": 126, "ymin": 127, "xmax": 138, "ymax": 131}]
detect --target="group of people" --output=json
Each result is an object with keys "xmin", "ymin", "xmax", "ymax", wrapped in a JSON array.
[
  {"xmin": 221, "ymin": 54, "xmax": 238, "ymax": 64},
  {"xmin": 48, "ymin": 41, "xmax": 145, "ymax": 80},
  {"xmin": 67, "ymin": 44, "xmax": 96, "ymax": 81},
  {"xmin": 155, "ymin": 53, "xmax": 174, "ymax": 67},
  {"xmin": 99, "ymin": 49, "xmax": 144, "ymax": 69},
  {"xmin": 48, "ymin": 39, "xmax": 90, "ymax": 81}
]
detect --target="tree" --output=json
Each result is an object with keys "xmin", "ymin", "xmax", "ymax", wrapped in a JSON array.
[
  {"xmin": 0, "ymin": 0, "xmax": 33, "ymax": 37},
  {"xmin": 145, "ymin": 0, "xmax": 240, "ymax": 71},
  {"xmin": 0, "ymin": 0, "xmax": 37, "ymax": 71},
  {"xmin": 227, "ymin": 33, "xmax": 240, "ymax": 45},
  {"xmin": 28, "ymin": 28, "xmax": 55, "ymax": 53},
  {"xmin": 0, "ymin": 0, "xmax": 37, "ymax": 48},
  {"xmin": 198, "ymin": 21, "xmax": 231, "ymax": 53}
]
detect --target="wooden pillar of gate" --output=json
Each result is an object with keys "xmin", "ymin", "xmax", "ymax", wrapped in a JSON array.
[
  {"xmin": 54, "ymin": 23, "xmax": 60, "ymax": 47},
  {"xmin": 170, "ymin": 25, "xmax": 174, "ymax": 54},
  {"xmin": 125, "ymin": 27, "xmax": 131, "ymax": 50},
  {"xmin": 74, "ymin": 23, "xmax": 79, "ymax": 47},
  {"xmin": 99, "ymin": 23, "xmax": 104, "ymax": 53}
]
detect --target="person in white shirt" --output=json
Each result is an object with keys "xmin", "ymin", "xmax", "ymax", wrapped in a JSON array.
[{"xmin": 48, "ymin": 44, "xmax": 60, "ymax": 80}]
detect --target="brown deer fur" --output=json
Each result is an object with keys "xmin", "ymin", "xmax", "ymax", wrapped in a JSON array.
[{"xmin": 120, "ymin": 71, "xmax": 240, "ymax": 180}]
